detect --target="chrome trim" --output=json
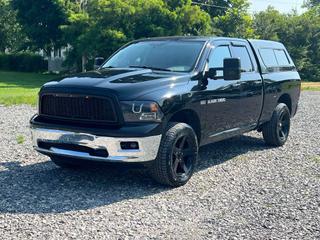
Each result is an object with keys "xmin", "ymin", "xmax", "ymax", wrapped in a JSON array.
[
  {"xmin": 209, "ymin": 127, "xmax": 241, "ymax": 138},
  {"xmin": 31, "ymin": 128, "xmax": 162, "ymax": 163}
]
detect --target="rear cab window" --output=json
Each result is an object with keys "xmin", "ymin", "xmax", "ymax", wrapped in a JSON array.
[
  {"xmin": 259, "ymin": 49, "xmax": 278, "ymax": 68},
  {"xmin": 259, "ymin": 48, "xmax": 292, "ymax": 70},
  {"xmin": 274, "ymin": 49, "xmax": 290, "ymax": 66}
]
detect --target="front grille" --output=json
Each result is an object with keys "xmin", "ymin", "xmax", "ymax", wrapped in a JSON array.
[{"xmin": 40, "ymin": 94, "xmax": 118, "ymax": 124}]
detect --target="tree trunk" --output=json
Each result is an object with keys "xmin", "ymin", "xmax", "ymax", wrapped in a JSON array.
[
  {"xmin": 44, "ymin": 47, "xmax": 52, "ymax": 59},
  {"xmin": 82, "ymin": 55, "xmax": 87, "ymax": 72}
]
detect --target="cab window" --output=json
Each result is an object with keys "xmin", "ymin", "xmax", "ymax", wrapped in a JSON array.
[
  {"xmin": 208, "ymin": 46, "xmax": 232, "ymax": 68},
  {"xmin": 232, "ymin": 46, "xmax": 254, "ymax": 72},
  {"xmin": 259, "ymin": 48, "xmax": 278, "ymax": 67},
  {"xmin": 208, "ymin": 46, "xmax": 231, "ymax": 76},
  {"xmin": 274, "ymin": 49, "xmax": 290, "ymax": 66}
]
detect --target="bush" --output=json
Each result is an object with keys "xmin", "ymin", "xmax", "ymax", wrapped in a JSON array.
[{"xmin": 0, "ymin": 52, "xmax": 47, "ymax": 72}]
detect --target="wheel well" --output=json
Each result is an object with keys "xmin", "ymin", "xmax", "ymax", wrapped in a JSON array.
[
  {"xmin": 168, "ymin": 110, "xmax": 201, "ymax": 142},
  {"xmin": 278, "ymin": 94, "xmax": 292, "ymax": 114}
]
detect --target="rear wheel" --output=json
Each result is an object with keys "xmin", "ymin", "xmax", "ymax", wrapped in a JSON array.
[
  {"xmin": 149, "ymin": 122, "xmax": 198, "ymax": 187},
  {"xmin": 262, "ymin": 103, "xmax": 291, "ymax": 147}
]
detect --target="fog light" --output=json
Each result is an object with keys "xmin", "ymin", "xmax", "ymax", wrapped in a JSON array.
[{"xmin": 120, "ymin": 141, "xmax": 139, "ymax": 150}]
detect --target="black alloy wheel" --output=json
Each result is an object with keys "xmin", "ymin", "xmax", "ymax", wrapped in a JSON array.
[
  {"xmin": 149, "ymin": 122, "xmax": 198, "ymax": 187},
  {"xmin": 277, "ymin": 110, "xmax": 290, "ymax": 141},
  {"xmin": 171, "ymin": 134, "xmax": 195, "ymax": 182}
]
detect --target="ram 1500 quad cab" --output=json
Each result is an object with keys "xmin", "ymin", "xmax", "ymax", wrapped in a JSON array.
[{"xmin": 30, "ymin": 37, "xmax": 301, "ymax": 187}]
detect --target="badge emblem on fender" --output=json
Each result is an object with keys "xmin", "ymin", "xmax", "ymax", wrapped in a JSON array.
[{"xmin": 201, "ymin": 98, "xmax": 226, "ymax": 105}]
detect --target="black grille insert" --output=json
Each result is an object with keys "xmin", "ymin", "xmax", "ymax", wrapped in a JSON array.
[
  {"xmin": 40, "ymin": 94, "xmax": 118, "ymax": 124},
  {"xmin": 38, "ymin": 141, "xmax": 109, "ymax": 158}
]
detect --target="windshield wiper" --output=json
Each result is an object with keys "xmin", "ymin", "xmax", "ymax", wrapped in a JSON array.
[{"xmin": 129, "ymin": 65, "xmax": 173, "ymax": 72}]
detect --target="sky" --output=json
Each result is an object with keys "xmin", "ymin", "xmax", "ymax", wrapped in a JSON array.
[{"xmin": 248, "ymin": 0, "xmax": 306, "ymax": 14}]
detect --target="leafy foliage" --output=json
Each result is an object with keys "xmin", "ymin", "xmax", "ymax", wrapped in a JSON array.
[
  {"xmin": 214, "ymin": 0, "xmax": 256, "ymax": 38},
  {"xmin": 12, "ymin": 0, "xmax": 67, "ymax": 54},
  {"xmin": 253, "ymin": 6, "xmax": 320, "ymax": 81},
  {"xmin": 63, "ymin": 0, "xmax": 212, "ymax": 70},
  {"xmin": 192, "ymin": 0, "xmax": 231, "ymax": 17},
  {"xmin": 0, "ymin": 52, "xmax": 47, "ymax": 72},
  {"xmin": 253, "ymin": 7, "xmax": 286, "ymax": 41},
  {"xmin": 0, "ymin": 0, "xmax": 319, "ymax": 80},
  {"xmin": 305, "ymin": 0, "xmax": 320, "ymax": 8},
  {"xmin": 0, "ymin": 0, "xmax": 25, "ymax": 52}
]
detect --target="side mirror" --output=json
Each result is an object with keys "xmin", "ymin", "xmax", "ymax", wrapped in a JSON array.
[
  {"xmin": 223, "ymin": 58, "xmax": 241, "ymax": 80},
  {"xmin": 206, "ymin": 58, "xmax": 241, "ymax": 81},
  {"xmin": 94, "ymin": 57, "xmax": 105, "ymax": 70}
]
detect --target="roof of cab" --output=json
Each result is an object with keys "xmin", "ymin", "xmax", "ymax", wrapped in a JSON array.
[
  {"xmin": 248, "ymin": 39, "xmax": 285, "ymax": 49},
  {"xmin": 136, "ymin": 36, "xmax": 285, "ymax": 48},
  {"xmin": 137, "ymin": 36, "xmax": 247, "ymax": 42}
]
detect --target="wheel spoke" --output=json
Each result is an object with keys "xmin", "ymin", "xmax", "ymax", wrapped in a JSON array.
[
  {"xmin": 277, "ymin": 111, "xmax": 290, "ymax": 140},
  {"xmin": 181, "ymin": 160, "xmax": 189, "ymax": 173},
  {"xmin": 279, "ymin": 115, "xmax": 284, "ymax": 122},
  {"xmin": 172, "ymin": 158, "xmax": 179, "ymax": 173},
  {"xmin": 179, "ymin": 136, "xmax": 187, "ymax": 149},
  {"xmin": 173, "ymin": 147, "xmax": 180, "ymax": 157},
  {"xmin": 171, "ymin": 134, "xmax": 194, "ymax": 177}
]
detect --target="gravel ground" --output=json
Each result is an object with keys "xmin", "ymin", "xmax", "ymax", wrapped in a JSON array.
[{"xmin": 0, "ymin": 92, "xmax": 319, "ymax": 239}]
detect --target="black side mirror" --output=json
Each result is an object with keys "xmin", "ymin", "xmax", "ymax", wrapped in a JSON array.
[
  {"xmin": 94, "ymin": 57, "xmax": 105, "ymax": 70},
  {"xmin": 223, "ymin": 58, "xmax": 241, "ymax": 80},
  {"xmin": 205, "ymin": 58, "xmax": 241, "ymax": 81}
]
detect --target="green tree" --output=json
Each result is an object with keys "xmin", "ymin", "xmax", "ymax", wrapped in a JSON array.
[
  {"xmin": 305, "ymin": 0, "xmax": 320, "ymax": 8},
  {"xmin": 175, "ymin": 3, "xmax": 212, "ymax": 35},
  {"xmin": 12, "ymin": 0, "xmax": 67, "ymax": 55},
  {"xmin": 0, "ymin": 0, "xmax": 25, "ymax": 52},
  {"xmin": 192, "ymin": 0, "xmax": 233, "ymax": 17},
  {"xmin": 213, "ymin": 0, "xmax": 256, "ymax": 38},
  {"xmin": 253, "ymin": 7, "xmax": 286, "ymax": 41},
  {"xmin": 253, "ymin": 6, "xmax": 320, "ymax": 81},
  {"xmin": 284, "ymin": 9, "xmax": 320, "ymax": 81},
  {"xmin": 164, "ymin": 0, "xmax": 191, "ymax": 10},
  {"xmin": 63, "ymin": 0, "xmax": 212, "ymax": 71}
]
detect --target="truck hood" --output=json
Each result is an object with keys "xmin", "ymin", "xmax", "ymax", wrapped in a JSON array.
[{"xmin": 41, "ymin": 68, "xmax": 191, "ymax": 100}]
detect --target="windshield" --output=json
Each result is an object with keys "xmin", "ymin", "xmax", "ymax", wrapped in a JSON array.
[{"xmin": 102, "ymin": 40, "xmax": 205, "ymax": 72}]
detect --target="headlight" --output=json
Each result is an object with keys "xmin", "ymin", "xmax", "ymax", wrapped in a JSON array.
[{"xmin": 120, "ymin": 101, "xmax": 164, "ymax": 123}]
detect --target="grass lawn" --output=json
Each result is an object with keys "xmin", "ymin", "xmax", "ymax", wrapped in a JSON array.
[
  {"xmin": 301, "ymin": 82, "xmax": 320, "ymax": 91},
  {"xmin": 0, "ymin": 71, "xmax": 59, "ymax": 106}
]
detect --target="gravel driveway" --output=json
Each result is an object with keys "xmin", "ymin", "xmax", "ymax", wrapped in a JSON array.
[{"xmin": 0, "ymin": 92, "xmax": 319, "ymax": 239}]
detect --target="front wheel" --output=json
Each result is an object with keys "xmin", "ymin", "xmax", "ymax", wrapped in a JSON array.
[
  {"xmin": 262, "ymin": 103, "xmax": 291, "ymax": 147},
  {"xmin": 149, "ymin": 122, "xmax": 199, "ymax": 187}
]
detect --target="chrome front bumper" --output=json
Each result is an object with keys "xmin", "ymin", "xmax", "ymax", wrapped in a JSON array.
[{"xmin": 31, "ymin": 128, "xmax": 162, "ymax": 163}]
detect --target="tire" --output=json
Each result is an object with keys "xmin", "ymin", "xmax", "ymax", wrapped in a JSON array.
[
  {"xmin": 149, "ymin": 122, "xmax": 199, "ymax": 187},
  {"xmin": 51, "ymin": 156, "xmax": 85, "ymax": 169},
  {"xmin": 262, "ymin": 103, "xmax": 291, "ymax": 147}
]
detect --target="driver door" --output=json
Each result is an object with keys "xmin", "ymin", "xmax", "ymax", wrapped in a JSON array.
[{"xmin": 203, "ymin": 41, "xmax": 243, "ymax": 139}]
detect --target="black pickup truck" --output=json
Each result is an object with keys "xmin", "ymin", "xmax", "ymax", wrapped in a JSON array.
[{"xmin": 30, "ymin": 37, "xmax": 301, "ymax": 187}]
